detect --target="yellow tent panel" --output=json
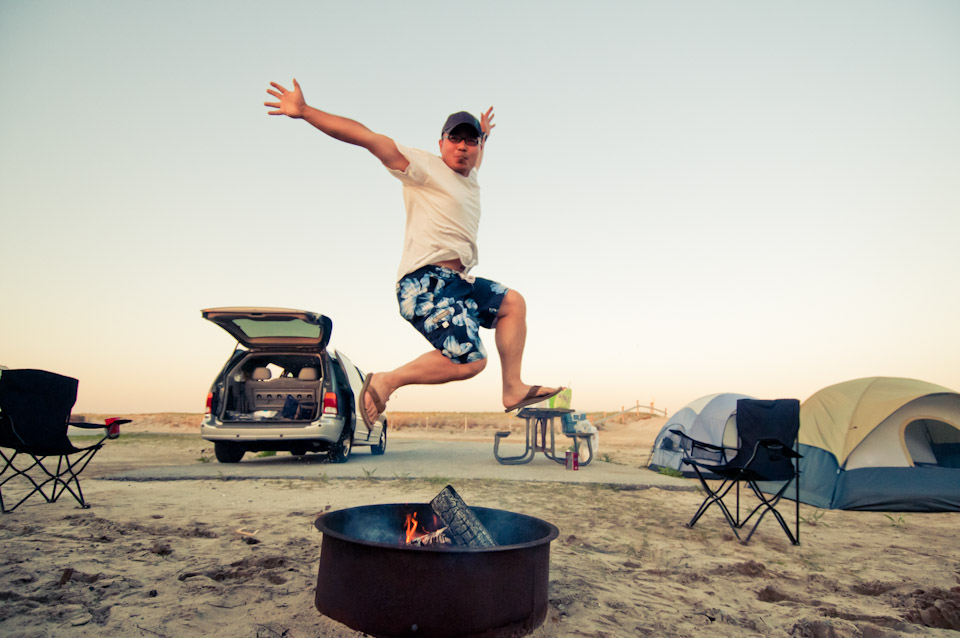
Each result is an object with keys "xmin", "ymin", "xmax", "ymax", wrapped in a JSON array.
[{"xmin": 800, "ymin": 377, "xmax": 956, "ymax": 465}]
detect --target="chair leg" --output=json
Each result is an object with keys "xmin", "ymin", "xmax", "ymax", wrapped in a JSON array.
[
  {"xmin": 1, "ymin": 446, "xmax": 103, "ymax": 512},
  {"xmin": 49, "ymin": 454, "xmax": 85, "ymax": 508},
  {"xmin": 740, "ymin": 480, "xmax": 799, "ymax": 545},
  {"xmin": 1, "ymin": 450, "xmax": 58, "ymax": 513},
  {"xmin": 0, "ymin": 449, "xmax": 9, "ymax": 512},
  {"xmin": 48, "ymin": 447, "xmax": 102, "ymax": 508},
  {"xmin": 744, "ymin": 503, "xmax": 799, "ymax": 545},
  {"xmin": 686, "ymin": 467, "xmax": 745, "ymax": 541},
  {"xmin": 795, "ymin": 464, "xmax": 801, "ymax": 545},
  {"xmin": 734, "ymin": 480, "xmax": 741, "ymax": 527}
]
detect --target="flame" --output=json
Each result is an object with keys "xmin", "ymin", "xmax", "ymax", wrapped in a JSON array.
[
  {"xmin": 404, "ymin": 511, "xmax": 450, "ymax": 546},
  {"xmin": 404, "ymin": 512, "xmax": 419, "ymax": 544}
]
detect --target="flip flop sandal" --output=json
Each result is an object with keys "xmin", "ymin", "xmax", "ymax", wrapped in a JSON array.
[
  {"xmin": 360, "ymin": 373, "xmax": 387, "ymax": 428},
  {"xmin": 504, "ymin": 386, "xmax": 564, "ymax": 412}
]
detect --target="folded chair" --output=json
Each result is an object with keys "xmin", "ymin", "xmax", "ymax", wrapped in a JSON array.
[
  {"xmin": 672, "ymin": 398, "xmax": 802, "ymax": 544},
  {"xmin": 0, "ymin": 369, "xmax": 129, "ymax": 513}
]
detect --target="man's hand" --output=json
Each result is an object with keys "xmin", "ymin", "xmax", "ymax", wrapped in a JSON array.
[
  {"xmin": 475, "ymin": 106, "xmax": 495, "ymax": 171},
  {"xmin": 265, "ymin": 79, "xmax": 306, "ymax": 118},
  {"xmin": 480, "ymin": 106, "xmax": 495, "ymax": 142}
]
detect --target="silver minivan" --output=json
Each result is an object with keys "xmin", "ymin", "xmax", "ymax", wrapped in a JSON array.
[{"xmin": 200, "ymin": 307, "xmax": 386, "ymax": 463}]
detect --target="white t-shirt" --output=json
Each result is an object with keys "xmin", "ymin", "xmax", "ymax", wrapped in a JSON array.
[{"xmin": 387, "ymin": 144, "xmax": 481, "ymax": 281}]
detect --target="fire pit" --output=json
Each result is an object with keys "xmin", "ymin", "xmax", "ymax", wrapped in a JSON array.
[{"xmin": 314, "ymin": 499, "xmax": 559, "ymax": 638}]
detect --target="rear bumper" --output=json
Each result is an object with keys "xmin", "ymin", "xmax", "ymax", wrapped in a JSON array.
[{"xmin": 201, "ymin": 415, "xmax": 345, "ymax": 443}]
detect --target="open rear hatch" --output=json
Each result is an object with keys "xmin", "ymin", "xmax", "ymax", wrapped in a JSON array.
[
  {"xmin": 202, "ymin": 308, "xmax": 334, "ymax": 424},
  {"xmin": 202, "ymin": 307, "xmax": 332, "ymax": 350}
]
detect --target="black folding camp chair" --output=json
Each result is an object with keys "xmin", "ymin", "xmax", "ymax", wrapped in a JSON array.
[
  {"xmin": 0, "ymin": 369, "xmax": 129, "ymax": 513},
  {"xmin": 672, "ymin": 398, "xmax": 802, "ymax": 544}
]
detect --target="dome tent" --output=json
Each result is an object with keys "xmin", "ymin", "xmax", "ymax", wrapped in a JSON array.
[
  {"xmin": 649, "ymin": 393, "xmax": 753, "ymax": 476},
  {"xmin": 795, "ymin": 377, "xmax": 960, "ymax": 511}
]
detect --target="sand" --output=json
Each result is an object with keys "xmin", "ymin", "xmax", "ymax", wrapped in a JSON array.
[{"xmin": 1, "ymin": 413, "xmax": 958, "ymax": 637}]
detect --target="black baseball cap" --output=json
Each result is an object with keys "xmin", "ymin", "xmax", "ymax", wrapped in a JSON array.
[{"xmin": 441, "ymin": 111, "xmax": 481, "ymax": 137}]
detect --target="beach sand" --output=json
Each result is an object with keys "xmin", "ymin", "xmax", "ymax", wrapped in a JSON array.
[{"xmin": 1, "ymin": 413, "xmax": 958, "ymax": 637}]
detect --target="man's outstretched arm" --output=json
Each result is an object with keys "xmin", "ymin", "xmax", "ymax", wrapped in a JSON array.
[
  {"xmin": 265, "ymin": 79, "xmax": 409, "ymax": 172},
  {"xmin": 475, "ymin": 106, "xmax": 495, "ymax": 171}
]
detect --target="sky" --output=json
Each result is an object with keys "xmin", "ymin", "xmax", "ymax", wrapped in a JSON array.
[{"xmin": 1, "ymin": 0, "xmax": 958, "ymax": 416}]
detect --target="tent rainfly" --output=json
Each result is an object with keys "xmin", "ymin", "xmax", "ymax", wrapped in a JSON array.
[{"xmin": 796, "ymin": 377, "xmax": 960, "ymax": 512}]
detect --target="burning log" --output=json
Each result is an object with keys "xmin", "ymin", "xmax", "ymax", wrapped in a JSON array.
[
  {"xmin": 410, "ymin": 526, "xmax": 451, "ymax": 546},
  {"xmin": 429, "ymin": 485, "xmax": 498, "ymax": 548},
  {"xmin": 399, "ymin": 486, "xmax": 498, "ymax": 548},
  {"xmin": 404, "ymin": 512, "xmax": 452, "ymax": 546}
]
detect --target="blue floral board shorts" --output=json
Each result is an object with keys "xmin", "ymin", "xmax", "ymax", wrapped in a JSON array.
[{"xmin": 397, "ymin": 265, "xmax": 509, "ymax": 364}]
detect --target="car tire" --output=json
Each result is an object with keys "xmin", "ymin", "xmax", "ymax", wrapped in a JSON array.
[
  {"xmin": 214, "ymin": 441, "xmax": 245, "ymax": 463},
  {"xmin": 371, "ymin": 423, "xmax": 387, "ymax": 455},
  {"xmin": 329, "ymin": 430, "xmax": 352, "ymax": 464}
]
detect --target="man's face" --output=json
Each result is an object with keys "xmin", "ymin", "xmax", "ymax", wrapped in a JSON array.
[{"xmin": 439, "ymin": 124, "xmax": 481, "ymax": 176}]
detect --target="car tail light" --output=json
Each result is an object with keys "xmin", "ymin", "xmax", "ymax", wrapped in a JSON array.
[
  {"xmin": 205, "ymin": 392, "xmax": 213, "ymax": 416},
  {"xmin": 323, "ymin": 392, "xmax": 338, "ymax": 415}
]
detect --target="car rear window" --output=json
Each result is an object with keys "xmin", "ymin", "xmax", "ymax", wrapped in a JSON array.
[{"xmin": 231, "ymin": 318, "xmax": 322, "ymax": 340}]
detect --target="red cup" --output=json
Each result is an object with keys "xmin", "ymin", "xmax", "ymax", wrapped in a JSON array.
[{"xmin": 105, "ymin": 418, "xmax": 122, "ymax": 438}]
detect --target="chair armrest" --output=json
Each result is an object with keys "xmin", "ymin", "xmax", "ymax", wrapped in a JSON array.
[
  {"xmin": 69, "ymin": 418, "xmax": 130, "ymax": 440},
  {"xmin": 757, "ymin": 438, "xmax": 802, "ymax": 459},
  {"xmin": 670, "ymin": 429, "xmax": 736, "ymax": 464},
  {"xmin": 69, "ymin": 419, "xmax": 131, "ymax": 427},
  {"xmin": 69, "ymin": 421, "xmax": 108, "ymax": 429},
  {"xmin": 670, "ymin": 430, "xmax": 738, "ymax": 463},
  {"xmin": 669, "ymin": 429, "xmax": 726, "ymax": 452}
]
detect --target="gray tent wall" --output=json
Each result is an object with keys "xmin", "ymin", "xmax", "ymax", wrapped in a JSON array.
[
  {"xmin": 649, "ymin": 393, "xmax": 753, "ymax": 476},
  {"xmin": 649, "ymin": 406, "xmax": 697, "ymax": 474}
]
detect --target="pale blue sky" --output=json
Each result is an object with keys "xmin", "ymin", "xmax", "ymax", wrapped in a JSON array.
[{"xmin": 2, "ymin": 1, "xmax": 958, "ymax": 414}]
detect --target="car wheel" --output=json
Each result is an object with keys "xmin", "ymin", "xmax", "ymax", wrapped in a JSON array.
[
  {"xmin": 329, "ymin": 430, "xmax": 352, "ymax": 464},
  {"xmin": 214, "ymin": 441, "xmax": 245, "ymax": 463},
  {"xmin": 371, "ymin": 423, "xmax": 387, "ymax": 455}
]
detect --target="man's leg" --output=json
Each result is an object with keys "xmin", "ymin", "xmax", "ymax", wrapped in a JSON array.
[
  {"xmin": 495, "ymin": 289, "xmax": 560, "ymax": 409},
  {"xmin": 363, "ymin": 351, "xmax": 486, "ymax": 424},
  {"xmin": 366, "ymin": 265, "xmax": 495, "ymax": 423}
]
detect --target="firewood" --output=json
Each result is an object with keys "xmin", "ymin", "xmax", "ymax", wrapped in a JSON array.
[
  {"xmin": 410, "ymin": 526, "xmax": 451, "ymax": 546},
  {"xmin": 430, "ymin": 485, "xmax": 498, "ymax": 548}
]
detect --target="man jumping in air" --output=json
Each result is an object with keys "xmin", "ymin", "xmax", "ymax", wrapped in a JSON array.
[{"xmin": 265, "ymin": 79, "xmax": 562, "ymax": 427}]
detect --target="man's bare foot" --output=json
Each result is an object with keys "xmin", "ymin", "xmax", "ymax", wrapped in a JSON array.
[
  {"xmin": 361, "ymin": 374, "xmax": 389, "ymax": 426},
  {"xmin": 503, "ymin": 385, "xmax": 564, "ymax": 412}
]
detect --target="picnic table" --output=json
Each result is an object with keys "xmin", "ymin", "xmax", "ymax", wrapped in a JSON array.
[{"xmin": 493, "ymin": 407, "xmax": 594, "ymax": 466}]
